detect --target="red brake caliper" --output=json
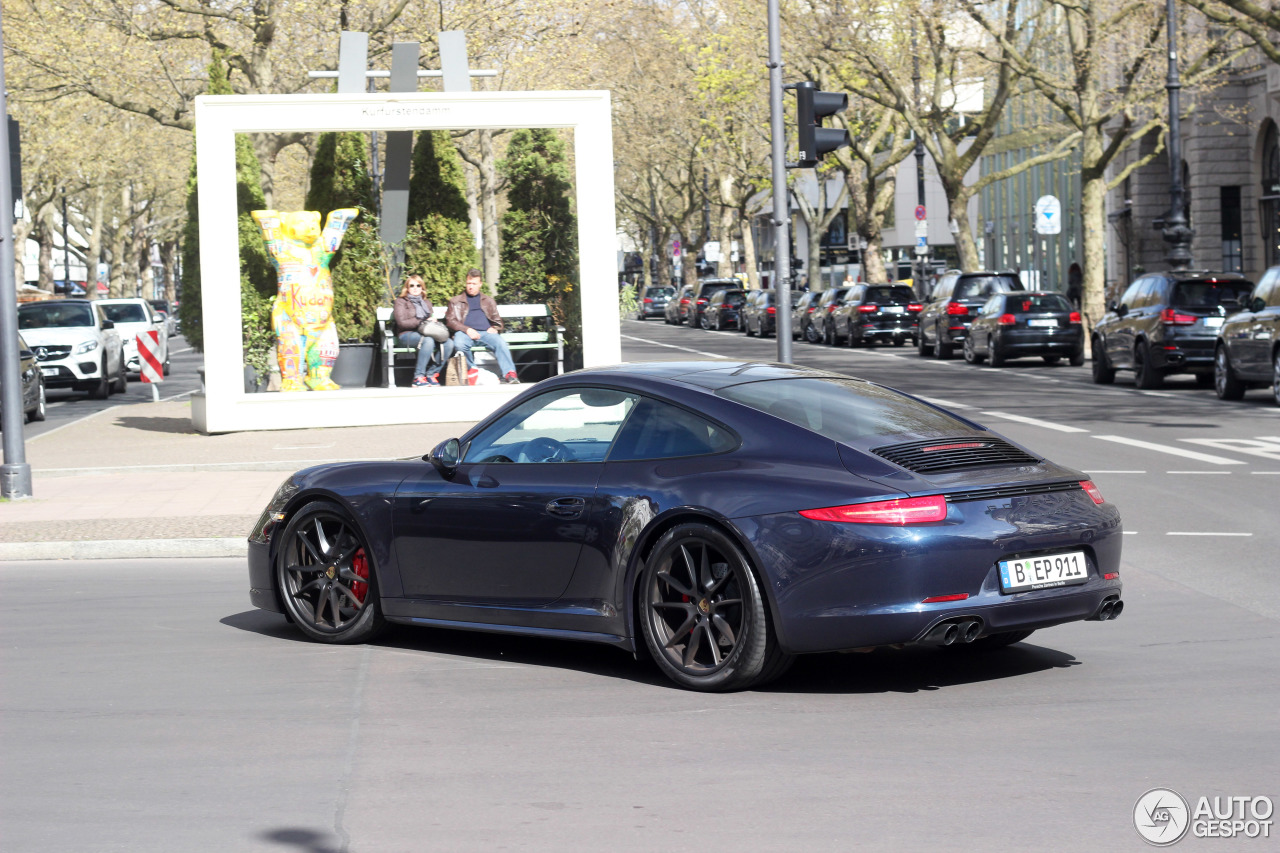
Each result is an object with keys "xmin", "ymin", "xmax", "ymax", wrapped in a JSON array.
[{"xmin": 350, "ymin": 549, "xmax": 369, "ymax": 603}]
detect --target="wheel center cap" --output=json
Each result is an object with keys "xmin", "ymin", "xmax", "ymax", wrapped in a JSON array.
[
  {"xmin": 698, "ymin": 599, "xmax": 710, "ymax": 614},
  {"xmin": 327, "ymin": 566, "xmax": 336, "ymax": 579}
]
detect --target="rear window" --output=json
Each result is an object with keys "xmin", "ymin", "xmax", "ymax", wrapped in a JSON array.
[
  {"xmin": 1172, "ymin": 279, "xmax": 1252, "ymax": 310},
  {"xmin": 100, "ymin": 303, "xmax": 149, "ymax": 323},
  {"xmin": 954, "ymin": 275, "xmax": 1023, "ymax": 301},
  {"xmin": 865, "ymin": 286, "xmax": 916, "ymax": 304},
  {"xmin": 1008, "ymin": 293, "xmax": 1071, "ymax": 313},
  {"xmin": 717, "ymin": 378, "xmax": 971, "ymax": 442}
]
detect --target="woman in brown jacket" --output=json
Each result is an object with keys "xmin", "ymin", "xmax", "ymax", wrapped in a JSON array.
[{"xmin": 393, "ymin": 275, "xmax": 453, "ymax": 386}]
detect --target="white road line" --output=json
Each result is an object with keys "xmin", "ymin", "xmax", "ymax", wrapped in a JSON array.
[
  {"xmin": 1137, "ymin": 390, "xmax": 1177, "ymax": 398},
  {"xmin": 1166, "ymin": 470, "xmax": 1231, "ymax": 475},
  {"xmin": 26, "ymin": 404, "xmax": 126, "ymax": 442},
  {"xmin": 981, "ymin": 411, "xmax": 1089, "ymax": 433},
  {"xmin": 1166, "ymin": 532, "xmax": 1253, "ymax": 537},
  {"xmin": 917, "ymin": 396, "xmax": 974, "ymax": 410},
  {"xmin": 170, "ymin": 346, "xmax": 195, "ymax": 355},
  {"xmin": 1086, "ymin": 470, "xmax": 1147, "ymax": 474},
  {"xmin": 1123, "ymin": 531, "xmax": 1139, "ymax": 535},
  {"xmin": 619, "ymin": 335, "xmax": 733, "ymax": 360},
  {"xmin": 1251, "ymin": 471, "xmax": 1280, "ymax": 475},
  {"xmin": 160, "ymin": 389, "xmax": 194, "ymax": 402},
  {"xmin": 1093, "ymin": 435, "xmax": 1245, "ymax": 465}
]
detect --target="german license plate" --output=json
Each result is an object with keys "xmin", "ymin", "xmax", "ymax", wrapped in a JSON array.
[
  {"xmin": 1028, "ymin": 319, "xmax": 1057, "ymax": 328},
  {"xmin": 999, "ymin": 550, "xmax": 1088, "ymax": 593},
  {"xmin": 40, "ymin": 367, "xmax": 57, "ymax": 377},
  {"xmin": 883, "ymin": 305, "xmax": 903, "ymax": 314},
  {"xmin": 1203, "ymin": 316, "xmax": 1224, "ymax": 328}
]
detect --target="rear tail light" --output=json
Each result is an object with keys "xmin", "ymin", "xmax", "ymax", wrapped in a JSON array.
[
  {"xmin": 907, "ymin": 303, "xmax": 923, "ymax": 312},
  {"xmin": 808, "ymin": 306, "xmax": 817, "ymax": 313},
  {"xmin": 799, "ymin": 494, "xmax": 948, "ymax": 525},
  {"xmin": 642, "ymin": 298, "xmax": 653, "ymax": 304},
  {"xmin": 1103, "ymin": 572, "xmax": 1119, "ymax": 580},
  {"xmin": 680, "ymin": 298, "xmax": 690, "ymax": 306},
  {"xmin": 696, "ymin": 297, "xmax": 708, "ymax": 305},
  {"xmin": 922, "ymin": 593, "xmax": 969, "ymax": 603},
  {"xmin": 946, "ymin": 302, "xmax": 968, "ymax": 316},
  {"xmin": 766, "ymin": 306, "xmax": 776, "ymax": 314},
  {"xmin": 720, "ymin": 302, "xmax": 730, "ymax": 308},
  {"xmin": 1068, "ymin": 311, "xmax": 1081, "ymax": 324},
  {"xmin": 998, "ymin": 313, "xmax": 1016, "ymax": 326},
  {"xmin": 858, "ymin": 304, "xmax": 878, "ymax": 313},
  {"xmin": 1160, "ymin": 308, "xmax": 1196, "ymax": 325},
  {"xmin": 1080, "ymin": 480, "xmax": 1105, "ymax": 505},
  {"xmin": 827, "ymin": 304, "xmax": 838, "ymax": 313}
]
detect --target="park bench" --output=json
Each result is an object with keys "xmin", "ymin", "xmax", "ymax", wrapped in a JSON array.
[{"xmin": 376, "ymin": 303, "xmax": 564, "ymax": 387}]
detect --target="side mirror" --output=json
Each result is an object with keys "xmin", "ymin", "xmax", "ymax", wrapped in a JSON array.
[
  {"xmin": 101, "ymin": 319, "xmax": 115, "ymax": 330},
  {"xmin": 427, "ymin": 437, "xmax": 461, "ymax": 477},
  {"xmin": 1108, "ymin": 301, "xmax": 1118, "ymax": 313},
  {"xmin": 19, "ymin": 349, "xmax": 34, "ymax": 360},
  {"xmin": 1251, "ymin": 297, "xmax": 1266, "ymax": 313},
  {"xmin": 1114, "ymin": 304, "xmax": 1128, "ymax": 317}
]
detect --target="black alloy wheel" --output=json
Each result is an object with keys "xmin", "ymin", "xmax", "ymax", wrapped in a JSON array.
[
  {"xmin": 89, "ymin": 358, "xmax": 111, "ymax": 400},
  {"xmin": 918, "ymin": 327, "xmax": 932, "ymax": 357},
  {"xmin": 1091, "ymin": 337, "xmax": 1116, "ymax": 384},
  {"xmin": 933, "ymin": 331, "xmax": 953, "ymax": 360},
  {"xmin": 824, "ymin": 322, "xmax": 835, "ymax": 346},
  {"xmin": 745, "ymin": 316, "xmax": 756, "ymax": 337},
  {"xmin": 163, "ymin": 351, "xmax": 171, "ymax": 376},
  {"xmin": 1214, "ymin": 345, "xmax": 1245, "ymax": 400},
  {"xmin": 963, "ymin": 335, "xmax": 984, "ymax": 364},
  {"xmin": 1273, "ymin": 350, "xmax": 1280, "ymax": 406},
  {"xmin": 640, "ymin": 523, "xmax": 791, "ymax": 691},
  {"xmin": 989, "ymin": 339, "xmax": 1006, "ymax": 367},
  {"xmin": 845, "ymin": 321, "xmax": 857, "ymax": 347},
  {"xmin": 1069, "ymin": 348, "xmax": 1085, "ymax": 367},
  {"xmin": 112, "ymin": 359, "xmax": 128, "ymax": 394},
  {"xmin": 275, "ymin": 501, "xmax": 387, "ymax": 644},
  {"xmin": 1133, "ymin": 341, "xmax": 1163, "ymax": 389},
  {"xmin": 1043, "ymin": 355, "xmax": 1061, "ymax": 365},
  {"xmin": 27, "ymin": 378, "xmax": 47, "ymax": 423}
]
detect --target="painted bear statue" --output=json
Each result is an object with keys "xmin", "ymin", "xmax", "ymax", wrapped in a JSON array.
[{"xmin": 251, "ymin": 208, "xmax": 359, "ymax": 392}]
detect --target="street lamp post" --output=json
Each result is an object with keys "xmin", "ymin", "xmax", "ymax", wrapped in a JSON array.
[
  {"xmin": 767, "ymin": 0, "xmax": 793, "ymax": 363},
  {"xmin": 912, "ymin": 21, "xmax": 928, "ymax": 291},
  {"xmin": 1161, "ymin": 0, "xmax": 1193, "ymax": 269}
]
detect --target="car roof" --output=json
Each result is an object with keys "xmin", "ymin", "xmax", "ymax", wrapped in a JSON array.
[
  {"xmin": 19, "ymin": 299, "xmax": 91, "ymax": 307},
  {"xmin": 95, "ymin": 297, "xmax": 151, "ymax": 304},
  {"xmin": 556, "ymin": 360, "xmax": 847, "ymax": 390}
]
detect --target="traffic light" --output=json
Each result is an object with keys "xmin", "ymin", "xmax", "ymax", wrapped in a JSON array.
[{"xmin": 794, "ymin": 82, "xmax": 849, "ymax": 169}]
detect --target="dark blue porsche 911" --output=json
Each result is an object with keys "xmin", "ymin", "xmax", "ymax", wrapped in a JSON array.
[{"xmin": 247, "ymin": 362, "xmax": 1123, "ymax": 691}]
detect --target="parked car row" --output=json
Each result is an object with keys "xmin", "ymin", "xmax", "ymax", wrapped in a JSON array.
[{"xmin": 643, "ymin": 266, "xmax": 1280, "ymax": 406}]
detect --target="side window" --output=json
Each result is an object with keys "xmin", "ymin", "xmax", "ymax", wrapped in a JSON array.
[
  {"xmin": 981, "ymin": 295, "xmax": 1002, "ymax": 316},
  {"xmin": 1145, "ymin": 278, "xmax": 1170, "ymax": 308},
  {"xmin": 464, "ymin": 388, "xmax": 639, "ymax": 464},
  {"xmin": 608, "ymin": 398, "xmax": 737, "ymax": 461},
  {"xmin": 934, "ymin": 277, "xmax": 954, "ymax": 300},
  {"xmin": 1257, "ymin": 278, "xmax": 1279, "ymax": 308},
  {"xmin": 1119, "ymin": 279, "xmax": 1145, "ymax": 309}
]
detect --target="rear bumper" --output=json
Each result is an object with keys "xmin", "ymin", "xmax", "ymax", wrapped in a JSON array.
[
  {"xmin": 737, "ymin": 491, "xmax": 1123, "ymax": 654},
  {"xmin": 994, "ymin": 329, "xmax": 1083, "ymax": 354}
]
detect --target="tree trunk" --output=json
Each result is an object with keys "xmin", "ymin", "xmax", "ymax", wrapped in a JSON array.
[
  {"xmin": 13, "ymin": 218, "xmax": 32, "ymax": 285},
  {"xmin": 160, "ymin": 239, "xmax": 178, "ymax": 304},
  {"xmin": 863, "ymin": 232, "xmax": 888, "ymax": 284},
  {"xmin": 480, "ymin": 130, "xmax": 501, "ymax": 291},
  {"xmin": 1080, "ymin": 171, "xmax": 1108, "ymax": 340},
  {"xmin": 108, "ymin": 184, "xmax": 133, "ymax": 297},
  {"xmin": 35, "ymin": 210, "xmax": 54, "ymax": 292},
  {"xmin": 739, "ymin": 215, "xmax": 759, "ymax": 290},
  {"xmin": 87, "ymin": 185, "xmax": 106, "ymax": 300},
  {"xmin": 136, "ymin": 208, "xmax": 153, "ymax": 299},
  {"xmin": 462, "ymin": 155, "xmax": 483, "ymax": 251},
  {"xmin": 716, "ymin": 175, "xmax": 736, "ymax": 279},
  {"xmin": 947, "ymin": 190, "xmax": 980, "ymax": 272}
]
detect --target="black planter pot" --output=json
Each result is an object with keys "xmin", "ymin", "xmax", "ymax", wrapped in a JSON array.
[{"xmin": 331, "ymin": 343, "xmax": 377, "ymax": 387}]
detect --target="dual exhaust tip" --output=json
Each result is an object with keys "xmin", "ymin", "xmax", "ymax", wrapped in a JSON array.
[
  {"xmin": 1092, "ymin": 597, "xmax": 1125, "ymax": 621},
  {"xmin": 922, "ymin": 618, "xmax": 983, "ymax": 646}
]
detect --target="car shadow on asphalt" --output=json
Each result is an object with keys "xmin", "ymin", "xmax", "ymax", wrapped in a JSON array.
[
  {"xmin": 221, "ymin": 610, "xmax": 1079, "ymax": 693},
  {"xmin": 113, "ymin": 415, "xmax": 199, "ymax": 434}
]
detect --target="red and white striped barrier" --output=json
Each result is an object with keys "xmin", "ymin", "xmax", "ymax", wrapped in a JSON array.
[{"xmin": 137, "ymin": 330, "xmax": 163, "ymax": 401}]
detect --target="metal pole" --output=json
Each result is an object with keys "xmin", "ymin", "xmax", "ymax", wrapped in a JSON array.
[
  {"xmin": 0, "ymin": 5, "xmax": 33, "ymax": 499},
  {"xmin": 62, "ymin": 190, "xmax": 70, "ymax": 290},
  {"xmin": 1161, "ymin": 0, "xmax": 1193, "ymax": 269},
  {"xmin": 912, "ymin": 21, "xmax": 927, "ymax": 291},
  {"xmin": 767, "ymin": 0, "xmax": 793, "ymax": 364}
]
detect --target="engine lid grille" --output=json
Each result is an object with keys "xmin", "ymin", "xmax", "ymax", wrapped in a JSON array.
[
  {"xmin": 872, "ymin": 436, "xmax": 1040, "ymax": 474},
  {"xmin": 944, "ymin": 481, "xmax": 1081, "ymax": 503}
]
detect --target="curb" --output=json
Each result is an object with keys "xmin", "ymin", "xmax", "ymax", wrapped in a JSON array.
[{"xmin": 0, "ymin": 538, "xmax": 248, "ymax": 561}]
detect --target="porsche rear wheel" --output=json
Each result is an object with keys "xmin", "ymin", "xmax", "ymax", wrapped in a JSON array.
[
  {"xmin": 276, "ymin": 500, "xmax": 386, "ymax": 644},
  {"xmin": 640, "ymin": 523, "xmax": 791, "ymax": 691}
]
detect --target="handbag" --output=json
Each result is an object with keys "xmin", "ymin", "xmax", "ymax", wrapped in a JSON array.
[
  {"xmin": 417, "ymin": 319, "xmax": 450, "ymax": 343},
  {"xmin": 443, "ymin": 352, "xmax": 469, "ymax": 386}
]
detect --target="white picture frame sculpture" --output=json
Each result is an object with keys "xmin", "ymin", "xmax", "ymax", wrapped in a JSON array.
[{"xmin": 191, "ymin": 91, "xmax": 619, "ymax": 433}]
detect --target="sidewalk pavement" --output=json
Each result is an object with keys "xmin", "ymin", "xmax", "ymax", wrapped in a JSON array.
[{"xmin": 0, "ymin": 399, "xmax": 477, "ymax": 561}]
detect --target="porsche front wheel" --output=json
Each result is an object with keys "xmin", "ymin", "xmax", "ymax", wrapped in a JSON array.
[
  {"xmin": 276, "ymin": 500, "xmax": 386, "ymax": 644},
  {"xmin": 640, "ymin": 523, "xmax": 791, "ymax": 691}
]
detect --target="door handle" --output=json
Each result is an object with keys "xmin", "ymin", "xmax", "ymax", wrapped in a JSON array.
[{"xmin": 545, "ymin": 497, "xmax": 586, "ymax": 517}]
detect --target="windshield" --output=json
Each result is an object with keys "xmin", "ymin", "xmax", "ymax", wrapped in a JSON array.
[
  {"xmin": 1172, "ymin": 279, "xmax": 1253, "ymax": 310},
  {"xmin": 18, "ymin": 302, "xmax": 94, "ymax": 329},
  {"xmin": 865, "ymin": 286, "xmax": 916, "ymax": 304},
  {"xmin": 718, "ymin": 377, "xmax": 972, "ymax": 442},
  {"xmin": 99, "ymin": 303, "xmax": 149, "ymax": 323},
  {"xmin": 955, "ymin": 275, "xmax": 1023, "ymax": 301}
]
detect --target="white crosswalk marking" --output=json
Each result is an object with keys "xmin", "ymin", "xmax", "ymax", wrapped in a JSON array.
[
  {"xmin": 981, "ymin": 411, "xmax": 1089, "ymax": 433},
  {"xmin": 1094, "ymin": 435, "xmax": 1244, "ymax": 465},
  {"xmin": 1181, "ymin": 437, "xmax": 1280, "ymax": 462}
]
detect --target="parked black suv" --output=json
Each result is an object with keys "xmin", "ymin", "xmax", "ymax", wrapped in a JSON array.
[
  {"xmin": 1214, "ymin": 265, "xmax": 1280, "ymax": 404},
  {"xmin": 701, "ymin": 287, "xmax": 746, "ymax": 330},
  {"xmin": 687, "ymin": 278, "xmax": 739, "ymax": 330},
  {"xmin": 918, "ymin": 270, "xmax": 1025, "ymax": 359},
  {"xmin": 808, "ymin": 286, "xmax": 854, "ymax": 345},
  {"xmin": 831, "ymin": 284, "xmax": 921, "ymax": 347},
  {"xmin": 1092, "ymin": 271, "xmax": 1253, "ymax": 388}
]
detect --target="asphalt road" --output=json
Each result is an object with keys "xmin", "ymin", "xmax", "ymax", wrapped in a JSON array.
[
  {"xmin": 1, "ymin": 320, "xmax": 1276, "ymax": 851},
  {"xmin": 18, "ymin": 334, "xmax": 204, "ymax": 440}
]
